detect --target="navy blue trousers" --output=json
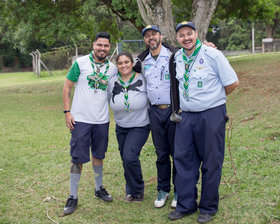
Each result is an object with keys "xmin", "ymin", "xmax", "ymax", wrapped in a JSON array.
[
  {"xmin": 116, "ymin": 124, "xmax": 150, "ymax": 197},
  {"xmin": 174, "ymin": 104, "xmax": 227, "ymax": 215},
  {"xmin": 148, "ymin": 106, "xmax": 176, "ymax": 193}
]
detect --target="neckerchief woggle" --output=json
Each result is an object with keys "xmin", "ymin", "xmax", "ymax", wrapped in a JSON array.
[{"xmin": 117, "ymin": 71, "xmax": 136, "ymax": 112}]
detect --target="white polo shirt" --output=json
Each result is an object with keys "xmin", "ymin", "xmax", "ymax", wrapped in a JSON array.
[{"xmin": 67, "ymin": 54, "xmax": 117, "ymax": 124}]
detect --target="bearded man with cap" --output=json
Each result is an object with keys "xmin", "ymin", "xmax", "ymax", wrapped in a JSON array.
[
  {"xmin": 133, "ymin": 25, "xmax": 179, "ymax": 209},
  {"xmin": 168, "ymin": 21, "xmax": 239, "ymax": 223}
]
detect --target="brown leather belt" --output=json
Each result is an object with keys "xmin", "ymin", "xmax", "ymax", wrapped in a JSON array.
[{"xmin": 154, "ymin": 104, "xmax": 170, "ymax": 109}]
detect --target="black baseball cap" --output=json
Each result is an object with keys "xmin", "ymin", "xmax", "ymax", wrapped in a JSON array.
[
  {"xmin": 142, "ymin": 25, "xmax": 161, "ymax": 36},
  {"xmin": 176, "ymin": 21, "xmax": 196, "ymax": 32}
]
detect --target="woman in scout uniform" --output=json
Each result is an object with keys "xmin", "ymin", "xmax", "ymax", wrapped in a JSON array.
[{"xmin": 108, "ymin": 52, "xmax": 150, "ymax": 202}]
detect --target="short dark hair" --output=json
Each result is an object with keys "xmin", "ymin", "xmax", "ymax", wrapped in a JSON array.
[
  {"xmin": 116, "ymin": 52, "xmax": 134, "ymax": 64},
  {"xmin": 94, "ymin": 32, "xmax": 111, "ymax": 43}
]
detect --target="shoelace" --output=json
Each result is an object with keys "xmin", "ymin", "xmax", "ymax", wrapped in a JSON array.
[
  {"xmin": 66, "ymin": 198, "xmax": 76, "ymax": 207},
  {"xmin": 99, "ymin": 188, "xmax": 110, "ymax": 197}
]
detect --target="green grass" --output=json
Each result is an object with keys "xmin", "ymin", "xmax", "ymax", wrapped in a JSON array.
[{"xmin": 0, "ymin": 53, "xmax": 279, "ymax": 224}]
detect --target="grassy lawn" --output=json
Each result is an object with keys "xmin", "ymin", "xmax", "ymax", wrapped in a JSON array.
[{"xmin": 0, "ymin": 53, "xmax": 279, "ymax": 224}]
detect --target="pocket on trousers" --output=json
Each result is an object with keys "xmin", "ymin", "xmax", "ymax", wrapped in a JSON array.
[{"xmin": 70, "ymin": 137, "xmax": 78, "ymax": 158}]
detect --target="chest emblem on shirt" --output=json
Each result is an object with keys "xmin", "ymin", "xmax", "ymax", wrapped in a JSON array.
[
  {"xmin": 199, "ymin": 58, "xmax": 204, "ymax": 64},
  {"xmin": 144, "ymin": 65, "xmax": 152, "ymax": 70},
  {"xmin": 87, "ymin": 74, "xmax": 109, "ymax": 92},
  {"xmin": 112, "ymin": 79, "xmax": 143, "ymax": 103},
  {"xmin": 196, "ymin": 66, "xmax": 204, "ymax": 70},
  {"xmin": 197, "ymin": 81, "xmax": 203, "ymax": 87}
]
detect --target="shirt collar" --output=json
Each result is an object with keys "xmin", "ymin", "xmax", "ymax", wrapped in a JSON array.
[{"xmin": 146, "ymin": 45, "xmax": 170, "ymax": 61}]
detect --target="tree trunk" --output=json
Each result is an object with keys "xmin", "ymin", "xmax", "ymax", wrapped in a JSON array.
[
  {"xmin": 265, "ymin": 13, "xmax": 279, "ymax": 38},
  {"xmin": 191, "ymin": 0, "xmax": 219, "ymax": 42},
  {"xmin": 266, "ymin": 26, "xmax": 274, "ymax": 38},
  {"xmin": 137, "ymin": 0, "xmax": 176, "ymax": 46},
  {"xmin": 0, "ymin": 56, "xmax": 3, "ymax": 72}
]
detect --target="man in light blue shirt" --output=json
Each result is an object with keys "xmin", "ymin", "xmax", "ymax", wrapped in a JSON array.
[
  {"xmin": 134, "ymin": 25, "xmax": 179, "ymax": 209},
  {"xmin": 168, "ymin": 21, "xmax": 239, "ymax": 223},
  {"xmin": 144, "ymin": 44, "xmax": 172, "ymax": 105}
]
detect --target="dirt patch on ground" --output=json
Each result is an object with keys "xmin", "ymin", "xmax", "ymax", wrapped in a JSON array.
[{"xmin": 229, "ymin": 55, "xmax": 280, "ymax": 121}]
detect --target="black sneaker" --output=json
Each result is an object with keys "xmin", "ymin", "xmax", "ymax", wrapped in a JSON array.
[
  {"xmin": 63, "ymin": 196, "xmax": 78, "ymax": 215},
  {"xmin": 197, "ymin": 213, "xmax": 213, "ymax": 223},
  {"xmin": 94, "ymin": 186, "xmax": 113, "ymax": 202}
]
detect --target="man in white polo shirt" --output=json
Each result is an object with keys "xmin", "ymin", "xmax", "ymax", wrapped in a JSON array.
[{"xmin": 62, "ymin": 32, "xmax": 117, "ymax": 215}]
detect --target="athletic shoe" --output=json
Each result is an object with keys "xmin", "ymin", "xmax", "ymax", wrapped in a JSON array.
[
  {"xmin": 63, "ymin": 196, "xmax": 78, "ymax": 215},
  {"xmin": 168, "ymin": 211, "xmax": 188, "ymax": 221},
  {"xmin": 154, "ymin": 190, "xmax": 169, "ymax": 208},
  {"xmin": 171, "ymin": 192, "xmax": 177, "ymax": 208},
  {"xmin": 94, "ymin": 185, "xmax": 113, "ymax": 202},
  {"xmin": 124, "ymin": 194, "xmax": 134, "ymax": 202}
]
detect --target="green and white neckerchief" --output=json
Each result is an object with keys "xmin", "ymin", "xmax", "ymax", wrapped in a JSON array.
[
  {"xmin": 87, "ymin": 51, "xmax": 110, "ymax": 92},
  {"xmin": 182, "ymin": 39, "xmax": 202, "ymax": 97},
  {"xmin": 117, "ymin": 71, "xmax": 136, "ymax": 112}
]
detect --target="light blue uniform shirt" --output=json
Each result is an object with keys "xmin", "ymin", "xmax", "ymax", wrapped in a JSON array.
[
  {"xmin": 144, "ymin": 45, "xmax": 172, "ymax": 105},
  {"xmin": 175, "ymin": 44, "xmax": 238, "ymax": 112}
]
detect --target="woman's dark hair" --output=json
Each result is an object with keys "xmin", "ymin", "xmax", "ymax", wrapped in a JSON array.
[
  {"xmin": 94, "ymin": 32, "xmax": 111, "ymax": 43},
  {"xmin": 116, "ymin": 52, "xmax": 134, "ymax": 63}
]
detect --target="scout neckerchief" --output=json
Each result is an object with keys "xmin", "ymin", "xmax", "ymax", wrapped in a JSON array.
[
  {"xmin": 87, "ymin": 51, "xmax": 110, "ymax": 92},
  {"xmin": 182, "ymin": 39, "xmax": 202, "ymax": 97},
  {"xmin": 117, "ymin": 71, "xmax": 136, "ymax": 112}
]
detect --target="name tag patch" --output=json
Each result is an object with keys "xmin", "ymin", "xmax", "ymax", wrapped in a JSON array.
[{"xmin": 145, "ymin": 65, "xmax": 151, "ymax": 70}]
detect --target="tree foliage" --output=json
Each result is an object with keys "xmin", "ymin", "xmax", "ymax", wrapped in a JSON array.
[{"xmin": 1, "ymin": 0, "xmax": 280, "ymax": 69}]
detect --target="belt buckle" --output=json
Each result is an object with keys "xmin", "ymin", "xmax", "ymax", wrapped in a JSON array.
[{"xmin": 158, "ymin": 104, "xmax": 169, "ymax": 109}]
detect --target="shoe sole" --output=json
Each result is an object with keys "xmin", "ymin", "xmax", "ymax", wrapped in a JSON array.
[
  {"xmin": 124, "ymin": 198, "xmax": 134, "ymax": 203},
  {"xmin": 154, "ymin": 202, "xmax": 167, "ymax": 208},
  {"xmin": 94, "ymin": 195, "xmax": 113, "ymax": 202},
  {"xmin": 63, "ymin": 206, "xmax": 77, "ymax": 216}
]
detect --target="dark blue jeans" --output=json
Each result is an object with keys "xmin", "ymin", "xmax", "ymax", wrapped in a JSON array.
[
  {"xmin": 148, "ymin": 106, "xmax": 176, "ymax": 193},
  {"xmin": 174, "ymin": 104, "xmax": 227, "ymax": 215},
  {"xmin": 116, "ymin": 124, "xmax": 150, "ymax": 197}
]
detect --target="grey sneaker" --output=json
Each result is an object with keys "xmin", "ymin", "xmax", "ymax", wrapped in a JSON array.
[
  {"xmin": 63, "ymin": 196, "xmax": 78, "ymax": 215},
  {"xmin": 154, "ymin": 190, "xmax": 169, "ymax": 208},
  {"xmin": 94, "ymin": 186, "xmax": 113, "ymax": 202}
]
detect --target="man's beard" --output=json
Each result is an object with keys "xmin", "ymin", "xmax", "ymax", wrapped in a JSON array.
[
  {"xmin": 94, "ymin": 52, "xmax": 107, "ymax": 61},
  {"xmin": 147, "ymin": 39, "xmax": 161, "ymax": 50},
  {"xmin": 95, "ymin": 55, "xmax": 107, "ymax": 61}
]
